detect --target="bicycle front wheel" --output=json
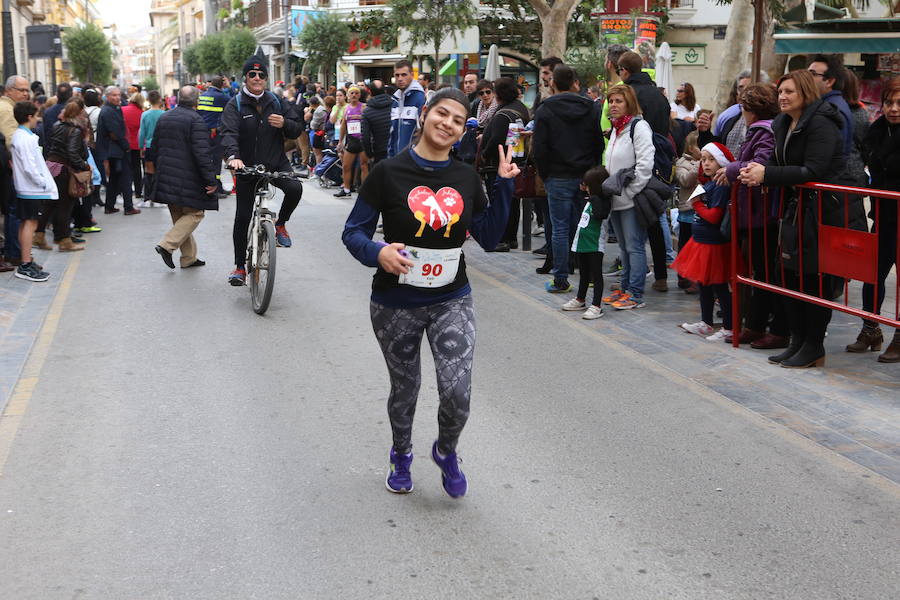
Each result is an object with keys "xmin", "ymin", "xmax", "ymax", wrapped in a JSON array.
[{"xmin": 249, "ymin": 220, "xmax": 277, "ymax": 315}]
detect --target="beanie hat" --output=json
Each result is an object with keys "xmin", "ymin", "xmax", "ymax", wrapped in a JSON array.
[
  {"xmin": 242, "ymin": 56, "xmax": 268, "ymax": 77},
  {"xmin": 701, "ymin": 142, "xmax": 735, "ymax": 168}
]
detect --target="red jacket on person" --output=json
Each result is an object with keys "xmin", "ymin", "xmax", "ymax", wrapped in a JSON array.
[{"xmin": 121, "ymin": 102, "xmax": 143, "ymax": 150}]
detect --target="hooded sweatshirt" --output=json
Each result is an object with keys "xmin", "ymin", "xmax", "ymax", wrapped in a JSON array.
[
  {"xmin": 361, "ymin": 93, "xmax": 393, "ymax": 159},
  {"xmin": 532, "ymin": 92, "xmax": 603, "ymax": 180},
  {"xmin": 388, "ymin": 80, "xmax": 426, "ymax": 157}
]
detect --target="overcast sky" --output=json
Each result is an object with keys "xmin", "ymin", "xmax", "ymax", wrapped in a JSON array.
[{"xmin": 96, "ymin": 0, "xmax": 153, "ymax": 35}]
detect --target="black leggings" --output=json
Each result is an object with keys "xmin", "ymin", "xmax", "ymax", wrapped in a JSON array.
[
  {"xmin": 647, "ymin": 218, "xmax": 668, "ymax": 281},
  {"xmin": 232, "ymin": 174, "xmax": 303, "ymax": 267},
  {"xmin": 861, "ymin": 221, "xmax": 898, "ymax": 318},
  {"xmin": 576, "ymin": 252, "xmax": 604, "ymax": 306},
  {"xmin": 700, "ymin": 283, "xmax": 732, "ymax": 330}
]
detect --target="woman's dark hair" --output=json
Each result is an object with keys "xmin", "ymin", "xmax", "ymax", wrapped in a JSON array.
[
  {"xmin": 424, "ymin": 86, "xmax": 470, "ymax": 114},
  {"xmin": 494, "ymin": 77, "xmax": 518, "ymax": 103},
  {"xmin": 677, "ymin": 82, "xmax": 697, "ymax": 111},
  {"xmin": 582, "ymin": 166, "xmax": 610, "ymax": 196},
  {"xmin": 476, "ymin": 79, "xmax": 493, "ymax": 92},
  {"xmin": 740, "ymin": 83, "xmax": 778, "ymax": 120},
  {"xmin": 14, "ymin": 101, "xmax": 37, "ymax": 124},
  {"xmin": 83, "ymin": 88, "xmax": 101, "ymax": 107},
  {"xmin": 147, "ymin": 90, "xmax": 162, "ymax": 106},
  {"xmin": 842, "ymin": 68, "xmax": 860, "ymax": 106}
]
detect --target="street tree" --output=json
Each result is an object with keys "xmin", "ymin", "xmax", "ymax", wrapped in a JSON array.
[
  {"xmin": 223, "ymin": 27, "xmax": 257, "ymax": 74},
  {"xmin": 197, "ymin": 32, "xmax": 228, "ymax": 75},
  {"xmin": 527, "ymin": 0, "xmax": 583, "ymax": 60},
  {"xmin": 140, "ymin": 75, "xmax": 160, "ymax": 92},
  {"xmin": 183, "ymin": 44, "xmax": 202, "ymax": 78},
  {"xmin": 297, "ymin": 12, "xmax": 351, "ymax": 84},
  {"xmin": 63, "ymin": 23, "xmax": 113, "ymax": 84},
  {"xmin": 389, "ymin": 0, "xmax": 477, "ymax": 82}
]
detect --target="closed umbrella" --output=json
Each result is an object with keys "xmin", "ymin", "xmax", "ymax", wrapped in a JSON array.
[
  {"xmin": 656, "ymin": 42, "xmax": 674, "ymax": 101},
  {"xmin": 484, "ymin": 44, "xmax": 501, "ymax": 81}
]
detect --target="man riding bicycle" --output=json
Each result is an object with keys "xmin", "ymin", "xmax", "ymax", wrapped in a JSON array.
[{"xmin": 220, "ymin": 55, "xmax": 304, "ymax": 285}]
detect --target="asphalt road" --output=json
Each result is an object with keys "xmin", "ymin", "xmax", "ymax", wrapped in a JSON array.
[{"xmin": 0, "ymin": 181, "xmax": 898, "ymax": 599}]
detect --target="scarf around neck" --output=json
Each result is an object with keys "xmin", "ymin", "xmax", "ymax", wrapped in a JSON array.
[
  {"xmin": 612, "ymin": 114, "xmax": 634, "ymax": 135},
  {"xmin": 242, "ymin": 86, "xmax": 265, "ymax": 100}
]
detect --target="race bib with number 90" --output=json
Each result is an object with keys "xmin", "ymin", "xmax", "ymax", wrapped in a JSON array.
[{"xmin": 397, "ymin": 246, "xmax": 462, "ymax": 288}]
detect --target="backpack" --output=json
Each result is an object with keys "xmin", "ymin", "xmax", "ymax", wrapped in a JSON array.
[
  {"xmin": 629, "ymin": 118, "xmax": 676, "ymax": 186},
  {"xmin": 235, "ymin": 91, "xmax": 297, "ymax": 140}
]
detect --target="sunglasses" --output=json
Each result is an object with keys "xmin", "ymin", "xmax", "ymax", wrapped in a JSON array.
[
  {"xmin": 478, "ymin": 90, "xmax": 492, "ymax": 96},
  {"xmin": 246, "ymin": 71, "xmax": 267, "ymax": 80}
]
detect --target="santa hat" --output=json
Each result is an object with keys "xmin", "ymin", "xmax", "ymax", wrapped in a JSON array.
[{"xmin": 701, "ymin": 142, "xmax": 735, "ymax": 168}]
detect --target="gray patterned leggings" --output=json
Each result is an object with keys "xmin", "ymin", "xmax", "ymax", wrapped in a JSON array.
[{"xmin": 370, "ymin": 295, "xmax": 476, "ymax": 455}]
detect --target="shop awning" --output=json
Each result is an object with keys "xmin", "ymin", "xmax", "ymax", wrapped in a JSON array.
[
  {"xmin": 439, "ymin": 58, "xmax": 457, "ymax": 76},
  {"xmin": 775, "ymin": 18, "xmax": 900, "ymax": 54}
]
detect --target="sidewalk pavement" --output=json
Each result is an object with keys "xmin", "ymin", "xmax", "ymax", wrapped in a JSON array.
[{"xmin": 464, "ymin": 234, "xmax": 900, "ymax": 486}]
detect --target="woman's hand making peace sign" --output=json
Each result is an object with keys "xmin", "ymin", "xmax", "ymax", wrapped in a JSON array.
[{"xmin": 497, "ymin": 145, "xmax": 521, "ymax": 180}]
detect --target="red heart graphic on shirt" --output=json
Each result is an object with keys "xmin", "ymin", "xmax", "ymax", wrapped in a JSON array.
[{"xmin": 407, "ymin": 186, "xmax": 464, "ymax": 232}]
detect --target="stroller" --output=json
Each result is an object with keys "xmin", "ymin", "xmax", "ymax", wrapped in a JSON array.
[{"xmin": 315, "ymin": 149, "xmax": 343, "ymax": 188}]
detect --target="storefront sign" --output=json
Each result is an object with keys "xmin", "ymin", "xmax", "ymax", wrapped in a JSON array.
[
  {"xmin": 671, "ymin": 45, "xmax": 706, "ymax": 66},
  {"xmin": 600, "ymin": 15, "xmax": 660, "ymax": 68}
]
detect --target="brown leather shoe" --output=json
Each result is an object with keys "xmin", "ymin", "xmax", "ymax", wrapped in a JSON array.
[
  {"xmin": 845, "ymin": 325, "xmax": 883, "ymax": 353},
  {"xmin": 0, "ymin": 259, "xmax": 13, "ymax": 272},
  {"xmin": 124, "ymin": 208, "xmax": 142, "ymax": 215},
  {"xmin": 877, "ymin": 330, "xmax": 900, "ymax": 363},
  {"xmin": 737, "ymin": 328, "xmax": 765, "ymax": 344},
  {"xmin": 57, "ymin": 237, "xmax": 85, "ymax": 252},
  {"xmin": 652, "ymin": 279, "xmax": 668, "ymax": 292},
  {"xmin": 751, "ymin": 333, "xmax": 790, "ymax": 350},
  {"xmin": 104, "ymin": 207, "xmax": 120, "ymax": 214},
  {"xmin": 32, "ymin": 231, "xmax": 52, "ymax": 250}
]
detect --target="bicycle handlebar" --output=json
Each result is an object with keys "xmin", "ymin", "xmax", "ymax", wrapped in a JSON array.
[{"xmin": 235, "ymin": 165, "xmax": 301, "ymax": 180}]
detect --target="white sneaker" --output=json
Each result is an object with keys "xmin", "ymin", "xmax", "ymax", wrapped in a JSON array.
[
  {"xmin": 561, "ymin": 298, "xmax": 586, "ymax": 311},
  {"xmin": 706, "ymin": 329, "xmax": 733, "ymax": 342},
  {"xmin": 681, "ymin": 321, "xmax": 713, "ymax": 336},
  {"xmin": 582, "ymin": 305, "xmax": 604, "ymax": 320},
  {"xmin": 532, "ymin": 225, "xmax": 544, "ymax": 236}
]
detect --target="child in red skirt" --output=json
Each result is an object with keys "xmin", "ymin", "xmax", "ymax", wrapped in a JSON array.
[{"xmin": 673, "ymin": 142, "xmax": 734, "ymax": 341}]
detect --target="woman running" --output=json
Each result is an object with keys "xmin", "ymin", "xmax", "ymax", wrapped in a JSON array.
[{"xmin": 342, "ymin": 88, "xmax": 519, "ymax": 497}]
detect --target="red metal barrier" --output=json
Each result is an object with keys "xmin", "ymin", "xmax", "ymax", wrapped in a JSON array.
[{"xmin": 730, "ymin": 182, "xmax": 900, "ymax": 348}]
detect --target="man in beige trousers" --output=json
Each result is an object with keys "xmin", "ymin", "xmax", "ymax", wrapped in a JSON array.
[{"xmin": 149, "ymin": 86, "xmax": 218, "ymax": 269}]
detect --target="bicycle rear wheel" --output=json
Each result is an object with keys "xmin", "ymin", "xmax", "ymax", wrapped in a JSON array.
[{"xmin": 249, "ymin": 220, "xmax": 277, "ymax": 315}]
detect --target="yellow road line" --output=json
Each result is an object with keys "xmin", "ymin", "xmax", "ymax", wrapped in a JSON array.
[
  {"xmin": 467, "ymin": 266, "xmax": 900, "ymax": 498},
  {"xmin": 0, "ymin": 252, "xmax": 82, "ymax": 477}
]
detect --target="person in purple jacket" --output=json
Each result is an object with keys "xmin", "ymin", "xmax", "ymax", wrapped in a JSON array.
[{"xmin": 722, "ymin": 82, "xmax": 789, "ymax": 350}]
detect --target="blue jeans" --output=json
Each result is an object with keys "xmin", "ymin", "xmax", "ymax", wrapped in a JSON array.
[
  {"xmin": 544, "ymin": 177, "xmax": 582, "ymax": 281},
  {"xmin": 660, "ymin": 211, "xmax": 676, "ymax": 263},
  {"xmin": 608, "ymin": 207, "xmax": 647, "ymax": 299}
]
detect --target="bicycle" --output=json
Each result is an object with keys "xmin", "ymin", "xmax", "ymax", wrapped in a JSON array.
[{"xmin": 235, "ymin": 165, "xmax": 302, "ymax": 315}]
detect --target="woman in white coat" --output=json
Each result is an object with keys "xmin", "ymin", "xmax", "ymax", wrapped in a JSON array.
[{"xmin": 601, "ymin": 84, "xmax": 655, "ymax": 310}]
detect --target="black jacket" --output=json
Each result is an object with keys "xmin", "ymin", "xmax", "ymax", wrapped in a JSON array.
[
  {"xmin": 764, "ymin": 99, "xmax": 846, "ymax": 188},
  {"xmin": 95, "ymin": 103, "xmax": 129, "ymax": 161},
  {"xmin": 765, "ymin": 99, "xmax": 865, "ymax": 272},
  {"xmin": 147, "ymin": 105, "xmax": 218, "ymax": 210},
  {"xmin": 361, "ymin": 93, "xmax": 392, "ymax": 159},
  {"xmin": 532, "ymin": 93, "xmax": 603, "ymax": 180},
  {"xmin": 623, "ymin": 72, "xmax": 670, "ymax": 136},
  {"xmin": 480, "ymin": 99, "xmax": 530, "ymax": 170},
  {"xmin": 862, "ymin": 115, "xmax": 900, "ymax": 229},
  {"xmin": 46, "ymin": 121, "xmax": 90, "ymax": 172},
  {"xmin": 220, "ymin": 89, "xmax": 303, "ymax": 171}
]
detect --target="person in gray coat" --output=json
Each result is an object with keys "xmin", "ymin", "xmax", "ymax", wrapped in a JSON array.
[{"xmin": 151, "ymin": 86, "xmax": 218, "ymax": 269}]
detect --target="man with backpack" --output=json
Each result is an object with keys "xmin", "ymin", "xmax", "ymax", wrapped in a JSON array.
[
  {"xmin": 220, "ymin": 56, "xmax": 304, "ymax": 286},
  {"xmin": 532, "ymin": 64, "xmax": 604, "ymax": 293}
]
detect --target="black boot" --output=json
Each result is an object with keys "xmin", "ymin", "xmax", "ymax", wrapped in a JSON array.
[
  {"xmin": 780, "ymin": 342, "xmax": 826, "ymax": 368},
  {"xmin": 768, "ymin": 337, "xmax": 804, "ymax": 364}
]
